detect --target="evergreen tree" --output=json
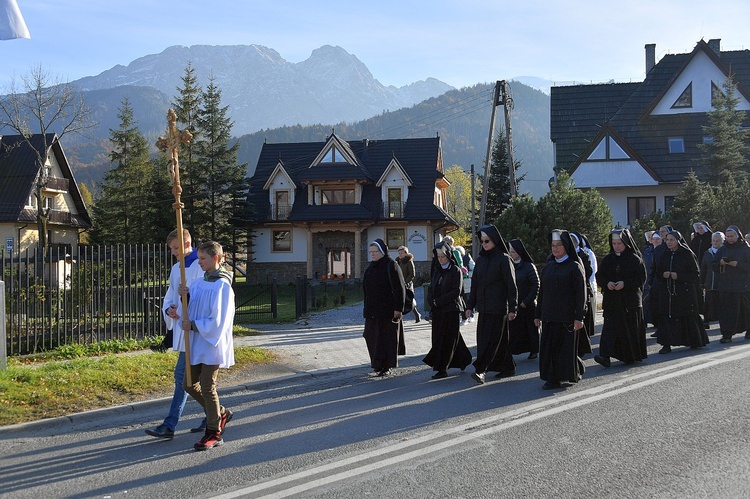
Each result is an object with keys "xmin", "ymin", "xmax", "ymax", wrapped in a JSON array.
[
  {"xmin": 172, "ymin": 62, "xmax": 203, "ymax": 234},
  {"xmin": 700, "ymin": 74, "xmax": 750, "ymax": 185},
  {"xmin": 193, "ymin": 76, "xmax": 248, "ymax": 257},
  {"xmin": 669, "ymin": 170, "xmax": 710, "ymax": 234},
  {"xmin": 91, "ymin": 98, "xmax": 159, "ymax": 244},
  {"xmin": 496, "ymin": 194, "xmax": 545, "ymax": 262},
  {"xmin": 702, "ymin": 172, "xmax": 750, "ymax": 234},
  {"xmin": 536, "ymin": 172, "xmax": 612, "ymax": 257},
  {"xmin": 482, "ymin": 129, "xmax": 525, "ymax": 224}
]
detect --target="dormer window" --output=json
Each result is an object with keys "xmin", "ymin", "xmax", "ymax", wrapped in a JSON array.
[
  {"xmin": 321, "ymin": 146, "xmax": 346, "ymax": 163},
  {"xmin": 321, "ymin": 188, "xmax": 355, "ymax": 204}
]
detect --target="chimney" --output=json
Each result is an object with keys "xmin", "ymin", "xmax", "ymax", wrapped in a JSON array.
[
  {"xmin": 645, "ymin": 43, "xmax": 656, "ymax": 74},
  {"xmin": 707, "ymin": 38, "xmax": 721, "ymax": 55}
]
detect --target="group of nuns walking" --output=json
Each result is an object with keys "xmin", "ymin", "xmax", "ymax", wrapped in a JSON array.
[{"xmin": 361, "ymin": 222, "xmax": 750, "ymax": 390}]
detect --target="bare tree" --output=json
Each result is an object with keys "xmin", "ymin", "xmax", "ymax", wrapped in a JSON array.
[{"xmin": 0, "ymin": 64, "xmax": 95, "ymax": 256}]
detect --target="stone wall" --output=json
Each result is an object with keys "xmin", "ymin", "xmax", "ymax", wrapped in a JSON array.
[{"xmin": 246, "ymin": 262, "xmax": 307, "ymax": 285}]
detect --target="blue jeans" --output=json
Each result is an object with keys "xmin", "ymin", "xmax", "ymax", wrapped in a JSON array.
[{"xmin": 163, "ymin": 351, "xmax": 189, "ymax": 431}]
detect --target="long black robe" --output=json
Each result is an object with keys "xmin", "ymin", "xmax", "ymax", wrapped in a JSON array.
[
  {"xmin": 596, "ymin": 250, "xmax": 648, "ymax": 363},
  {"xmin": 508, "ymin": 259, "xmax": 540, "ymax": 355},
  {"xmin": 467, "ymin": 244, "xmax": 518, "ymax": 375},
  {"xmin": 654, "ymin": 246, "xmax": 709, "ymax": 348},
  {"xmin": 712, "ymin": 240, "xmax": 750, "ymax": 336},
  {"xmin": 423, "ymin": 262, "xmax": 472, "ymax": 372},
  {"xmin": 363, "ymin": 256, "xmax": 406, "ymax": 371},
  {"xmin": 537, "ymin": 253, "xmax": 587, "ymax": 384}
]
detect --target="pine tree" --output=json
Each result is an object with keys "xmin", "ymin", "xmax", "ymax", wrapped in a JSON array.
[
  {"xmin": 172, "ymin": 63, "xmax": 203, "ymax": 234},
  {"xmin": 92, "ymin": 98, "xmax": 159, "ymax": 244},
  {"xmin": 700, "ymin": 74, "xmax": 750, "ymax": 185},
  {"xmin": 669, "ymin": 170, "xmax": 709, "ymax": 234},
  {"xmin": 193, "ymin": 76, "xmax": 248, "ymax": 258},
  {"xmin": 482, "ymin": 129, "xmax": 524, "ymax": 224}
]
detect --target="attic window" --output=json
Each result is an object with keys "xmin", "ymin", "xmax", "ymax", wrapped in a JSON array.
[
  {"xmin": 321, "ymin": 146, "xmax": 345, "ymax": 163},
  {"xmin": 585, "ymin": 134, "xmax": 631, "ymax": 161},
  {"xmin": 668, "ymin": 137, "xmax": 685, "ymax": 154},
  {"xmin": 671, "ymin": 82, "xmax": 692, "ymax": 109}
]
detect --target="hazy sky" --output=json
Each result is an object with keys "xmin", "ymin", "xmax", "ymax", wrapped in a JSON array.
[{"xmin": 2, "ymin": 0, "xmax": 749, "ymax": 90}]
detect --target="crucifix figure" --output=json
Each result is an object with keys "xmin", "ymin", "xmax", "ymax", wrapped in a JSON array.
[{"xmin": 156, "ymin": 109, "xmax": 194, "ymax": 380}]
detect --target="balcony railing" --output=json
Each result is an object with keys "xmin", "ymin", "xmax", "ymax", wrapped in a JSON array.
[
  {"xmin": 271, "ymin": 204, "xmax": 292, "ymax": 220},
  {"xmin": 385, "ymin": 201, "xmax": 404, "ymax": 218},
  {"xmin": 48, "ymin": 209, "xmax": 72, "ymax": 224},
  {"xmin": 43, "ymin": 177, "xmax": 69, "ymax": 192}
]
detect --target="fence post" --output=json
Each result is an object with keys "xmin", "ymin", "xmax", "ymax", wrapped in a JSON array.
[
  {"xmin": 271, "ymin": 278, "xmax": 278, "ymax": 319},
  {"xmin": 1, "ymin": 280, "xmax": 6, "ymax": 371}
]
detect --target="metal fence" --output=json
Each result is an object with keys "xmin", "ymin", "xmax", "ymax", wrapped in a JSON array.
[
  {"xmin": 2, "ymin": 244, "xmax": 281, "ymax": 356},
  {"xmin": 2, "ymin": 244, "xmax": 172, "ymax": 356}
]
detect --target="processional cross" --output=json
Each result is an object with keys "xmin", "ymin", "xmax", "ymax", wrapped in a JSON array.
[{"xmin": 157, "ymin": 109, "xmax": 194, "ymax": 380}]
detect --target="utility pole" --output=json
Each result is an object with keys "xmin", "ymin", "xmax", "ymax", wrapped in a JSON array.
[
  {"xmin": 501, "ymin": 80, "xmax": 517, "ymax": 198},
  {"xmin": 470, "ymin": 164, "xmax": 476, "ymax": 258},
  {"xmin": 479, "ymin": 81, "xmax": 502, "ymax": 229}
]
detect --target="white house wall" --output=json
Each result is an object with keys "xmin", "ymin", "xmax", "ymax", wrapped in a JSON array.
[
  {"xmin": 596, "ymin": 184, "xmax": 680, "ymax": 228},
  {"xmin": 651, "ymin": 50, "xmax": 750, "ymax": 115},
  {"xmin": 252, "ymin": 227, "xmax": 308, "ymax": 262},
  {"xmin": 380, "ymin": 168, "xmax": 410, "ymax": 203},
  {"xmin": 572, "ymin": 160, "xmax": 658, "ymax": 188}
]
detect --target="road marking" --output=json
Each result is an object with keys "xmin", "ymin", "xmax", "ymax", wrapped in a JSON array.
[{"xmin": 212, "ymin": 344, "xmax": 750, "ymax": 498}]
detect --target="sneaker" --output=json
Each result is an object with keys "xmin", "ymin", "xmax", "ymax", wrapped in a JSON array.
[
  {"xmin": 145, "ymin": 423, "xmax": 174, "ymax": 439},
  {"xmin": 194, "ymin": 430, "xmax": 223, "ymax": 451},
  {"xmin": 190, "ymin": 417, "xmax": 207, "ymax": 433},
  {"xmin": 471, "ymin": 372, "xmax": 485, "ymax": 384},
  {"xmin": 219, "ymin": 409, "xmax": 234, "ymax": 435}
]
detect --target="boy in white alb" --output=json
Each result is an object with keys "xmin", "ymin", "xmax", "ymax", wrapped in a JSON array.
[
  {"xmin": 146, "ymin": 229, "xmax": 206, "ymax": 439},
  {"xmin": 178, "ymin": 240, "xmax": 235, "ymax": 450}
]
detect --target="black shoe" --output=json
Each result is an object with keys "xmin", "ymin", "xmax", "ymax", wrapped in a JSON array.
[
  {"xmin": 414, "ymin": 312, "xmax": 422, "ymax": 323},
  {"xmin": 542, "ymin": 381, "xmax": 561, "ymax": 390},
  {"xmin": 377, "ymin": 369, "xmax": 392, "ymax": 377},
  {"xmin": 650, "ymin": 332, "xmax": 658, "ymax": 338},
  {"xmin": 594, "ymin": 355, "xmax": 611, "ymax": 368},
  {"xmin": 719, "ymin": 336, "xmax": 732, "ymax": 344},
  {"xmin": 745, "ymin": 332, "xmax": 750, "ymax": 340},
  {"xmin": 471, "ymin": 372, "xmax": 485, "ymax": 384},
  {"xmin": 432, "ymin": 371, "xmax": 448, "ymax": 379},
  {"xmin": 145, "ymin": 423, "xmax": 174, "ymax": 439},
  {"xmin": 659, "ymin": 345, "xmax": 671, "ymax": 354},
  {"xmin": 494, "ymin": 371, "xmax": 516, "ymax": 379},
  {"xmin": 527, "ymin": 353, "xmax": 538, "ymax": 360},
  {"xmin": 703, "ymin": 323, "xmax": 710, "ymax": 329},
  {"xmin": 190, "ymin": 418, "xmax": 207, "ymax": 433}
]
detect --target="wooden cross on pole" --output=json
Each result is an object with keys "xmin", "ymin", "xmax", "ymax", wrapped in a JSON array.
[{"xmin": 157, "ymin": 109, "xmax": 194, "ymax": 381}]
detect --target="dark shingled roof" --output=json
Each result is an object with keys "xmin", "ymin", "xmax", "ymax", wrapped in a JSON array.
[
  {"xmin": 551, "ymin": 40, "xmax": 750, "ymax": 183},
  {"xmin": 248, "ymin": 135, "xmax": 458, "ymax": 225},
  {"xmin": 0, "ymin": 133, "xmax": 91, "ymax": 227}
]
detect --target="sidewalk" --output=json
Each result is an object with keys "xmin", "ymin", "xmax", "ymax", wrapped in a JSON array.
[{"xmin": 234, "ymin": 284, "xmax": 475, "ymax": 380}]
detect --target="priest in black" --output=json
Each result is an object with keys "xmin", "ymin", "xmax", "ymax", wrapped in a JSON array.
[
  {"xmin": 423, "ymin": 242, "xmax": 472, "ymax": 379},
  {"xmin": 465, "ymin": 224, "xmax": 518, "ymax": 384},
  {"xmin": 534, "ymin": 229, "xmax": 587, "ymax": 389},
  {"xmin": 654, "ymin": 230, "xmax": 709, "ymax": 353},
  {"xmin": 594, "ymin": 228, "xmax": 648, "ymax": 368}
]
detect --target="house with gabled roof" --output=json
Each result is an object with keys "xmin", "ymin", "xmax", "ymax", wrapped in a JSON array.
[
  {"xmin": 551, "ymin": 38, "xmax": 750, "ymax": 227},
  {"xmin": 0, "ymin": 133, "xmax": 92, "ymax": 257},
  {"xmin": 246, "ymin": 133, "xmax": 459, "ymax": 284}
]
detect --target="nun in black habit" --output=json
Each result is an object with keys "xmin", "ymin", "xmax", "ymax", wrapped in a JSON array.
[
  {"xmin": 423, "ymin": 242, "xmax": 473, "ymax": 378},
  {"xmin": 571, "ymin": 231, "xmax": 597, "ymax": 337},
  {"xmin": 534, "ymin": 229, "xmax": 587, "ymax": 389},
  {"xmin": 507, "ymin": 238, "xmax": 540, "ymax": 359},
  {"xmin": 465, "ymin": 224, "xmax": 518, "ymax": 384},
  {"xmin": 362, "ymin": 238, "xmax": 407, "ymax": 376},
  {"xmin": 594, "ymin": 228, "xmax": 648, "ymax": 368},
  {"xmin": 712, "ymin": 225, "xmax": 750, "ymax": 343},
  {"xmin": 654, "ymin": 230, "xmax": 709, "ymax": 353}
]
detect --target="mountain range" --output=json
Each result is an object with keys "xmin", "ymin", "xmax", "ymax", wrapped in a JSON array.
[{"xmin": 58, "ymin": 44, "xmax": 552, "ymax": 198}]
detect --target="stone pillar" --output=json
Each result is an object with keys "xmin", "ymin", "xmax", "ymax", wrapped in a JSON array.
[{"xmin": 354, "ymin": 228, "xmax": 362, "ymax": 278}]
